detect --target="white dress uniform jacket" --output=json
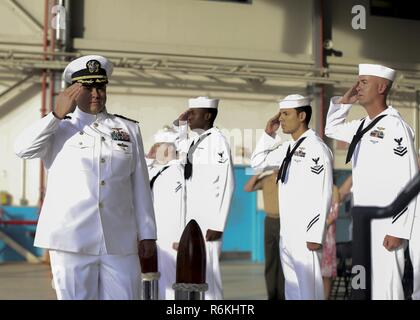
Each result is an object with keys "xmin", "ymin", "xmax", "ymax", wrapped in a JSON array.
[
  {"xmin": 183, "ymin": 127, "xmax": 235, "ymax": 233},
  {"xmin": 325, "ymin": 97, "xmax": 418, "ymax": 299},
  {"xmin": 147, "ymin": 159, "xmax": 184, "ymax": 299},
  {"xmin": 251, "ymin": 129, "xmax": 333, "ymax": 300},
  {"xmin": 14, "ymin": 108, "xmax": 157, "ymax": 255},
  {"xmin": 178, "ymin": 125, "xmax": 235, "ymax": 300}
]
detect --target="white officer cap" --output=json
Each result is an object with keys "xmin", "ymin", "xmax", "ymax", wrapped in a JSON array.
[
  {"xmin": 359, "ymin": 64, "xmax": 396, "ymax": 81},
  {"xmin": 278, "ymin": 94, "xmax": 311, "ymax": 109},
  {"xmin": 153, "ymin": 127, "xmax": 178, "ymax": 144},
  {"xmin": 188, "ymin": 96, "xmax": 219, "ymax": 109},
  {"xmin": 63, "ymin": 55, "xmax": 114, "ymax": 85}
]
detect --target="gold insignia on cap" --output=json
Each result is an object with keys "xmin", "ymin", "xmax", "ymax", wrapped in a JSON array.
[{"xmin": 87, "ymin": 60, "xmax": 100, "ymax": 73}]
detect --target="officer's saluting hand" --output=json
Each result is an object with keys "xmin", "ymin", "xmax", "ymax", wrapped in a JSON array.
[{"xmin": 53, "ymin": 83, "xmax": 82, "ymax": 120}]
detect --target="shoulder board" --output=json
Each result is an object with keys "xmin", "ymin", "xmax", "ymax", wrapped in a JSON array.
[{"xmin": 113, "ymin": 114, "xmax": 139, "ymax": 124}]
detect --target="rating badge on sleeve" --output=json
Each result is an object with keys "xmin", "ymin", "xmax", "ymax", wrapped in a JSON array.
[
  {"xmin": 217, "ymin": 151, "xmax": 227, "ymax": 164},
  {"xmin": 393, "ymin": 137, "xmax": 407, "ymax": 157},
  {"xmin": 310, "ymin": 157, "xmax": 324, "ymax": 175}
]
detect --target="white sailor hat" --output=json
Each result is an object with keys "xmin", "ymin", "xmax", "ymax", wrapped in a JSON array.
[
  {"xmin": 153, "ymin": 127, "xmax": 178, "ymax": 144},
  {"xmin": 188, "ymin": 96, "xmax": 219, "ymax": 109},
  {"xmin": 278, "ymin": 94, "xmax": 311, "ymax": 109},
  {"xmin": 63, "ymin": 55, "xmax": 113, "ymax": 85},
  {"xmin": 358, "ymin": 64, "xmax": 396, "ymax": 81}
]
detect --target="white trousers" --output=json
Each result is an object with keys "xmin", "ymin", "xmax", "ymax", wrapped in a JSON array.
[
  {"xmin": 49, "ymin": 250, "xmax": 141, "ymax": 300},
  {"xmin": 279, "ymin": 236, "xmax": 324, "ymax": 300},
  {"xmin": 409, "ymin": 216, "xmax": 420, "ymax": 300},
  {"xmin": 157, "ymin": 243, "xmax": 177, "ymax": 300},
  {"xmin": 371, "ymin": 218, "xmax": 406, "ymax": 300},
  {"xmin": 205, "ymin": 241, "xmax": 223, "ymax": 300}
]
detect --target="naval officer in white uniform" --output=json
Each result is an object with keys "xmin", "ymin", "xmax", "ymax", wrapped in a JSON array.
[
  {"xmin": 325, "ymin": 64, "xmax": 418, "ymax": 300},
  {"xmin": 14, "ymin": 55, "xmax": 157, "ymax": 300},
  {"xmin": 251, "ymin": 95, "xmax": 333, "ymax": 300},
  {"xmin": 175, "ymin": 97, "xmax": 235, "ymax": 300},
  {"xmin": 146, "ymin": 127, "xmax": 184, "ymax": 299}
]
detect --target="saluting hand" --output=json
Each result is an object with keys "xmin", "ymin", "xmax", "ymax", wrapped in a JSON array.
[
  {"xmin": 54, "ymin": 83, "xmax": 83, "ymax": 119},
  {"xmin": 173, "ymin": 110, "xmax": 190, "ymax": 126},
  {"xmin": 265, "ymin": 112, "xmax": 281, "ymax": 138},
  {"xmin": 383, "ymin": 235, "xmax": 403, "ymax": 251},
  {"xmin": 339, "ymin": 82, "xmax": 359, "ymax": 104},
  {"xmin": 146, "ymin": 144, "xmax": 159, "ymax": 159},
  {"xmin": 179, "ymin": 110, "xmax": 190, "ymax": 122}
]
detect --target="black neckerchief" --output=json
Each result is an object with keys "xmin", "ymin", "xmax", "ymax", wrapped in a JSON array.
[
  {"xmin": 277, "ymin": 136, "xmax": 307, "ymax": 184},
  {"xmin": 345, "ymin": 115, "xmax": 387, "ymax": 164},
  {"xmin": 184, "ymin": 132, "xmax": 212, "ymax": 180},
  {"xmin": 150, "ymin": 166, "xmax": 170, "ymax": 189}
]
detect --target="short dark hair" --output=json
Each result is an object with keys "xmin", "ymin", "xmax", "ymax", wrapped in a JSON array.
[
  {"xmin": 206, "ymin": 108, "xmax": 218, "ymax": 125},
  {"xmin": 295, "ymin": 105, "xmax": 312, "ymax": 126}
]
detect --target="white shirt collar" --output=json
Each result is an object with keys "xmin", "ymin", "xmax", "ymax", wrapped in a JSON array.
[
  {"xmin": 292, "ymin": 128, "xmax": 316, "ymax": 142},
  {"xmin": 72, "ymin": 107, "xmax": 109, "ymax": 124},
  {"xmin": 366, "ymin": 106, "xmax": 399, "ymax": 121}
]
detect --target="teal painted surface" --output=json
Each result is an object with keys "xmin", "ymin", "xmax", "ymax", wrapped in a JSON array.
[
  {"xmin": 334, "ymin": 170, "xmax": 353, "ymax": 242},
  {"xmin": 222, "ymin": 166, "xmax": 265, "ymax": 262},
  {"xmin": 253, "ymin": 210, "xmax": 266, "ymax": 262},
  {"xmin": 222, "ymin": 167, "xmax": 353, "ymax": 262},
  {"xmin": 0, "ymin": 206, "xmax": 43, "ymax": 263}
]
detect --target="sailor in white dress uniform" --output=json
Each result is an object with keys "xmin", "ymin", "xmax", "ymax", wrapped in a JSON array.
[
  {"xmin": 325, "ymin": 64, "xmax": 418, "ymax": 300},
  {"xmin": 251, "ymin": 95, "xmax": 333, "ymax": 300},
  {"xmin": 175, "ymin": 96, "xmax": 235, "ymax": 300},
  {"xmin": 146, "ymin": 127, "xmax": 184, "ymax": 299}
]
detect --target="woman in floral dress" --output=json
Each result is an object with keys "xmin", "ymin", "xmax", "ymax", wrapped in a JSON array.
[{"xmin": 322, "ymin": 185, "xmax": 340, "ymax": 299}]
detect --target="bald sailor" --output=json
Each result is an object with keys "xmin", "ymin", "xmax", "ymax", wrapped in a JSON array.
[
  {"xmin": 251, "ymin": 94, "xmax": 332, "ymax": 300},
  {"xmin": 146, "ymin": 127, "xmax": 184, "ymax": 300},
  {"xmin": 14, "ymin": 55, "xmax": 157, "ymax": 300},
  {"xmin": 325, "ymin": 64, "xmax": 418, "ymax": 300},
  {"xmin": 175, "ymin": 96, "xmax": 235, "ymax": 300}
]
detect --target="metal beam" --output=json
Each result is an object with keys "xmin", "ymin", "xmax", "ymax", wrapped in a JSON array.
[
  {"xmin": 0, "ymin": 75, "xmax": 34, "ymax": 113},
  {"xmin": 0, "ymin": 75, "xmax": 33, "ymax": 99},
  {"xmin": 1, "ymin": 50, "xmax": 420, "ymax": 92},
  {"xmin": 6, "ymin": 0, "xmax": 44, "ymax": 33}
]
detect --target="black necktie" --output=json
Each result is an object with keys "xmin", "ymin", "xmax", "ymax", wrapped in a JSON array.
[
  {"xmin": 184, "ymin": 132, "xmax": 212, "ymax": 180},
  {"xmin": 345, "ymin": 115, "xmax": 387, "ymax": 164},
  {"xmin": 150, "ymin": 166, "xmax": 170, "ymax": 190},
  {"xmin": 277, "ymin": 137, "xmax": 306, "ymax": 183}
]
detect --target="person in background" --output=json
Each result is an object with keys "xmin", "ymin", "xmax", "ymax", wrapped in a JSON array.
[
  {"xmin": 321, "ymin": 184, "xmax": 340, "ymax": 299},
  {"xmin": 146, "ymin": 127, "xmax": 184, "ymax": 300},
  {"xmin": 244, "ymin": 170, "xmax": 285, "ymax": 300}
]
